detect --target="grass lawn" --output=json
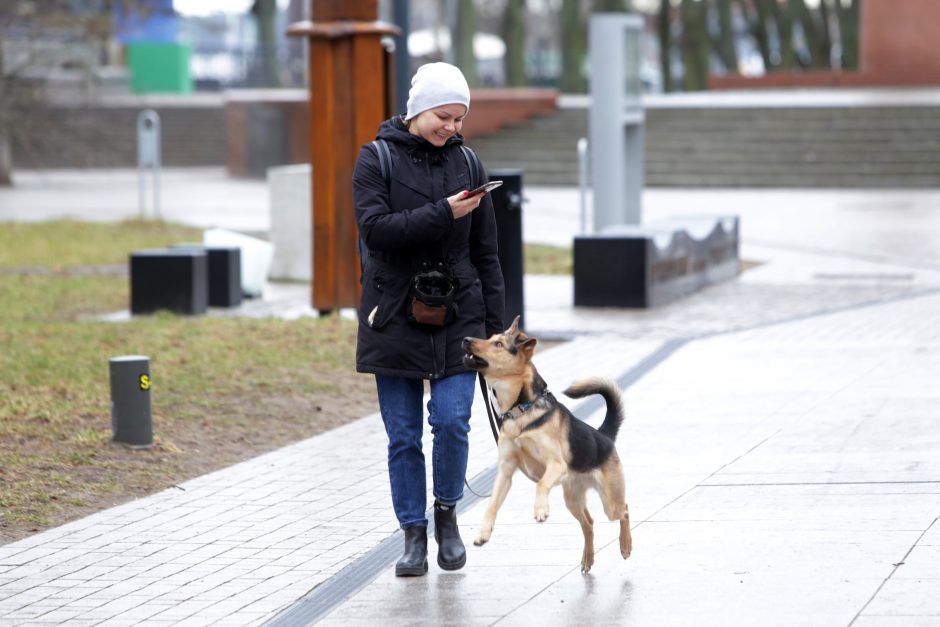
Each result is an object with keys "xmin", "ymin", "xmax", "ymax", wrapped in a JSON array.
[{"xmin": 0, "ymin": 219, "xmax": 571, "ymax": 545}]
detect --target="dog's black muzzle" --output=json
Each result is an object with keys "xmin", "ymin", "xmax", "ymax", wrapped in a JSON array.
[{"xmin": 462, "ymin": 337, "xmax": 488, "ymax": 370}]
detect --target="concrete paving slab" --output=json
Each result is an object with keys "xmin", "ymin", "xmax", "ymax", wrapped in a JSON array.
[
  {"xmin": 3, "ymin": 169, "xmax": 940, "ymax": 625},
  {"xmin": 318, "ymin": 289, "xmax": 940, "ymax": 627}
]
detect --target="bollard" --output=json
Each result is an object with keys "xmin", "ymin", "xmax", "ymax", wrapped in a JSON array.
[
  {"xmin": 577, "ymin": 137, "xmax": 589, "ymax": 234},
  {"xmin": 137, "ymin": 109, "xmax": 162, "ymax": 220},
  {"xmin": 109, "ymin": 355, "xmax": 153, "ymax": 448},
  {"xmin": 489, "ymin": 169, "xmax": 525, "ymax": 330}
]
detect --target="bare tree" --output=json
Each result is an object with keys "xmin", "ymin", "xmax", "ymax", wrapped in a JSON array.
[
  {"xmin": 658, "ymin": 0, "xmax": 673, "ymax": 92},
  {"xmin": 502, "ymin": 0, "xmax": 526, "ymax": 86},
  {"xmin": 251, "ymin": 0, "xmax": 281, "ymax": 87},
  {"xmin": 559, "ymin": 0, "xmax": 586, "ymax": 93},
  {"xmin": 454, "ymin": 0, "xmax": 478, "ymax": 86},
  {"xmin": 710, "ymin": 0, "xmax": 738, "ymax": 71},
  {"xmin": 0, "ymin": 41, "xmax": 12, "ymax": 185},
  {"xmin": 680, "ymin": 0, "xmax": 709, "ymax": 90},
  {"xmin": 768, "ymin": 0, "xmax": 796, "ymax": 69},
  {"xmin": 790, "ymin": 0, "xmax": 828, "ymax": 68},
  {"xmin": 594, "ymin": 0, "xmax": 633, "ymax": 10},
  {"xmin": 668, "ymin": 0, "xmax": 860, "ymax": 89},
  {"xmin": 832, "ymin": 0, "xmax": 859, "ymax": 70}
]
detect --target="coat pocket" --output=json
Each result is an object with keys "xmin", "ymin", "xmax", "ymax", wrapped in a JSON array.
[
  {"xmin": 452, "ymin": 264, "xmax": 485, "ymax": 325},
  {"xmin": 359, "ymin": 268, "xmax": 409, "ymax": 330}
]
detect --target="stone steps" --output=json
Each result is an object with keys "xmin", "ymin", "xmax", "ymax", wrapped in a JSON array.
[
  {"xmin": 471, "ymin": 100, "xmax": 940, "ymax": 187},
  {"xmin": 13, "ymin": 103, "xmax": 225, "ymax": 169}
]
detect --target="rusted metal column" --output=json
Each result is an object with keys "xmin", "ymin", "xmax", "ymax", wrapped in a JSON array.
[{"xmin": 288, "ymin": 1, "xmax": 399, "ymax": 312}]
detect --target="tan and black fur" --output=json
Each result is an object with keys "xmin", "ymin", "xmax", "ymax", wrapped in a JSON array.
[{"xmin": 462, "ymin": 317, "xmax": 632, "ymax": 573}]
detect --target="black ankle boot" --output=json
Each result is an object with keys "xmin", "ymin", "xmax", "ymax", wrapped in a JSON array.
[
  {"xmin": 396, "ymin": 525, "xmax": 428, "ymax": 577},
  {"xmin": 434, "ymin": 501, "xmax": 466, "ymax": 571}
]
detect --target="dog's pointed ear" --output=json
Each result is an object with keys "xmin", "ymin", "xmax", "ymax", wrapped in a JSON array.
[
  {"xmin": 520, "ymin": 336, "xmax": 537, "ymax": 359},
  {"xmin": 505, "ymin": 315, "xmax": 521, "ymax": 337}
]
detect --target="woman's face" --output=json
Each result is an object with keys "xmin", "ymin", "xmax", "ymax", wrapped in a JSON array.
[{"xmin": 408, "ymin": 104, "xmax": 467, "ymax": 147}]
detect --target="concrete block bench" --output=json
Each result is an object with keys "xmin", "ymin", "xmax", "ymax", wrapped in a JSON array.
[
  {"xmin": 573, "ymin": 216, "xmax": 740, "ymax": 308},
  {"xmin": 130, "ymin": 249, "xmax": 208, "ymax": 315}
]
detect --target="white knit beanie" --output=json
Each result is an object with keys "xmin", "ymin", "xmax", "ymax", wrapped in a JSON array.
[{"xmin": 404, "ymin": 62, "xmax": 471, "ymax": 121}]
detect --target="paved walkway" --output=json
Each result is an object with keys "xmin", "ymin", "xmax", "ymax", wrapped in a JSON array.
[{"xmin": 2, "ymin": 170, "xmax": 940, "ymax": 625}]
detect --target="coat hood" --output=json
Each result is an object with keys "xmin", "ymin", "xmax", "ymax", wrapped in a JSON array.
[{"xmin": 376, "ymin": 116, "xmax": 465, "ymax": 154}]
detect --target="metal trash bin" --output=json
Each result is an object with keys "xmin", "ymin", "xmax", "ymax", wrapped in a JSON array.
[{"xmin": 489, "ymin": 169, "xmax": 525, "ymax": 330}]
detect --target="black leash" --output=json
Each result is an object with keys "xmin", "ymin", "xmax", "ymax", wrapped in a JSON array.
[
  {"xmin": 463, "ymin": 373, "xmax": 502, "ymax": 499},
  {"xmin": 478, "ymin": 372, "xmax": 502, "ymax": 444}
]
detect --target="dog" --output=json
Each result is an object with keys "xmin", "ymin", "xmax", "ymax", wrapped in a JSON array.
[{"xmin": 462, "ymin": 317, "xmax": 632, "ymax": 573}]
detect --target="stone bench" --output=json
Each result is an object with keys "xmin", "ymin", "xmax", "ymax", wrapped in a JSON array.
[
  {"xmin": 573, "ymin": 216, "xmax": 740, "ymax": 308},
  {"xmin": 130, "ymin": 249, "xmax": 208, "ymax": 315}
]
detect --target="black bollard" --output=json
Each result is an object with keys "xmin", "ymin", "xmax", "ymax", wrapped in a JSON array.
[
  {"xmin": 489, "ymin": 169, "xmax": 525, "ymax": 330},
  {"xmin": 109, "ymin": 355, "xmax": 153, "ymax": 448}
]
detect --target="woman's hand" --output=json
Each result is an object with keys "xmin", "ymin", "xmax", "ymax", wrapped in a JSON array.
[{"xmin": 447, "ymin": 189, "xmax": 485, "ymax": 220}]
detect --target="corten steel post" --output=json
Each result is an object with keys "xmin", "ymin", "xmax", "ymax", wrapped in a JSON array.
[{"xmin": 288, "ymin": 1, "xmax": 399, "ymax": 312}]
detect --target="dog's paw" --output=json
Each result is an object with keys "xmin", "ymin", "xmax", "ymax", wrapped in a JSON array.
[
  {"xmin": 534, "ymin": 505, "xmax": 549, "ymax": 522},
  {"xmin": 474, "ymin": 526, "xmax": 492, "ymax": 546}
]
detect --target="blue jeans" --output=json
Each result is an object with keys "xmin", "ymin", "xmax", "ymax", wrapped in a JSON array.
[{"xmin": 375, "ymin": 371, "xmax": 476, "ymax": 529}]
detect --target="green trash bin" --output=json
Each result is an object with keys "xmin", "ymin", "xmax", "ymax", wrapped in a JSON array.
[{"xmin": 128, "ymin": 42, "xmax": 193, "ymax": 94}]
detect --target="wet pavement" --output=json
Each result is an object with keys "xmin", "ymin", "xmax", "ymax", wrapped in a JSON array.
[{"xmin": 1, "ymin": 169, "xmax": 940, "ymax": 625}]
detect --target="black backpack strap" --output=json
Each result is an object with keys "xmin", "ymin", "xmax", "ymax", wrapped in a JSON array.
[
  {"xmin": 362, "ymin": 139, "xmax": 396, "ymax": 276},
  {"xmin": 370, "ymin": 139, "xmax": 392, "ymax": 186},
  {"xmin": 459, "ymin": 145, "xmax": 481, "ymax": 189}
]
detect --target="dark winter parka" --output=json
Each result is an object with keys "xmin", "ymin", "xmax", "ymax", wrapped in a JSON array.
[{"xmin": 352, "ymin": 116, "xmax": 505, "ymax": 379}]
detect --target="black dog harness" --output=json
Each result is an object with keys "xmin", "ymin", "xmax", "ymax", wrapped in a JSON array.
[
  {"xmin": 499, "ymin": 390, "xmax": 555, "ymax": 425},
  {"xmin": 478, "ymin": 382, "xmax": 555, "ymax": 443}
]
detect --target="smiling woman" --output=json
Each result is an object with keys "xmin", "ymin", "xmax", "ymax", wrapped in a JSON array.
[{"xmin": 351, "ymin": 62, "xmax": 506, "ymax": 578}]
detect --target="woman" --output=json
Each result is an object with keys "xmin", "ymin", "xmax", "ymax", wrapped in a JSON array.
[{"xmin": 352, "ymin": 62, "xmax": 505, "ymax": 577}]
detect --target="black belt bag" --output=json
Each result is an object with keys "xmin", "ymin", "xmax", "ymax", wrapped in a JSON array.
[
  {"xmin": 408, "ymin": 268, "xmax": 457, "ymax": 327},
  {"xmin": 406, "ymin": 258, "xmax": 474, "ymax": 327}
]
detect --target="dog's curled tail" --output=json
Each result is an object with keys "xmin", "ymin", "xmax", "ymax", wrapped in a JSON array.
[{"xmin": 563, "ymin": 377, "xmax": 625, "ymax": 441}]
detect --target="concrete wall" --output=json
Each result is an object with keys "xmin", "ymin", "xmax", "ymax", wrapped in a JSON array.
[
  {"xmin": 267, "ymin": 164, "xmax": 311, "ymax": 282},
  {"xmin": 11, "ymin": 88, "xmax": 558, "ymax": 173},
  {"xmin": 11, "ymin": 96, "xmax": 225, "ymax": 169}
]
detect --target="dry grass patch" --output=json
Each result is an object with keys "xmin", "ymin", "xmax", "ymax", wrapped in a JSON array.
[{"xmin": 0, "ymin": 220, "xmax": 376, "ymax": 544}]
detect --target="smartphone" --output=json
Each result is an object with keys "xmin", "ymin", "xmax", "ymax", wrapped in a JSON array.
[{"xmin": 463, "ymin": 180, "xmax": 503, "ymax": 198}]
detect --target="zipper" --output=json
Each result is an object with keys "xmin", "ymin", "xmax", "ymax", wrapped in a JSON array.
[
  {"xmin": 429, "ymin": 332, "xmax": 440, "ymax": 379},
  {"xmin": 426, "ymin": 152, "xmax": 443, "ymax": 379}
]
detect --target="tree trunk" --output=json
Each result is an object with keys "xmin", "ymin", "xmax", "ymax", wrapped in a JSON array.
[
  {"xmin": 0, "ymin": 132, "xmax": 11, "ymax": 187},
  {"xmin": 560, "ymin": 0, "xmax": 587, "ymax": 93},
  {"xmin": 0, "ymin": 42, "xmax": 10, "ymax": 186},
  {"xmin": 658, "ymin": 0, "xmax": 673, "ymax": 92},
  {"xmin": 712, "ymin": 0, "xmax": 739, "ymax": 71},
  {"xmin": 455, "ymin": 0, "xmax": 478, "ymax": 86},
  {"xmin": 768, "ymin": 0, "xmax": 796, "ymax": 69},
  {"xmin": 251, "ymin": 0, "xmax": 281, "ymax": 87},
  {"xmin": 791, "ymin": 0, "xmax": 828, "ymax": 68},
  {"xmin": 503, "ymin": 0, "xmax": 526, "ymax": 86},
  {"xmin": 593, "ymin": 0, "xmax": 631, "ymax": 11},
  {"xmin": 735, "ymin": 0, "xmax": 772, "ymax": 71},
  {"xmin": 834, "ymin": 0, "xmax": 859, "ymax": 69},
  {"xmin": 680, "ymin": 0, "xmax": 710, "ymax": 90},
  {"xmin": 818, "ymin": 0, "xmax": 834, "ymax": 65}
]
